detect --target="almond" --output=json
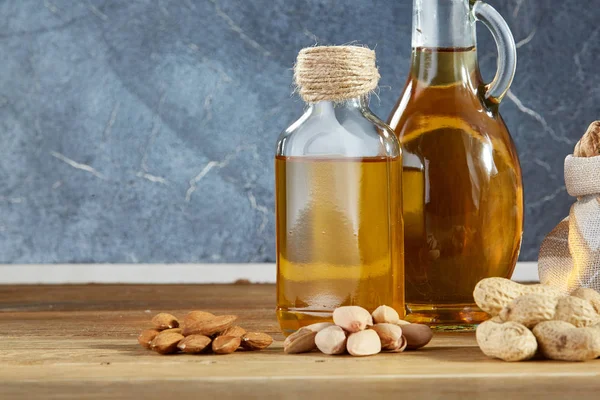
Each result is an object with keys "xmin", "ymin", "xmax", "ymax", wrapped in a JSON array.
[
  {"xmin": 161, "ymin": 327, "xmax": 183, "ymax": 335},
  {"xmin": 284, "ymin": 328, "xmax": 318, "ymax": 354},
  {"xmin": 151, "ymin": 331, "xmax": 184, "ymax": 354},
  {"xmin": 240, "ymin": 332, "xmax": 273, "ymax": 350},
  {"xmin": 138, "ymin": 329, "xmax": 160, "ymax": 349},
  {"xmin": 372, "ymin": 305, "xmax": 400, "ymax": 324},
  {"xmin": 370, "ymin": 323, "xmax": 403, "ymax": 350},
  {"xmin": 346, "ymin": 329, "xmax": 381, "ymax": 356},
  {"xmin": 212, "ymin": 335, "xmax": 242, "ymax": 354},
  {"xmin": 151, "ymin": 313, "xmax": 179, "ymax": 330},
  {"xmin": 177, "ymin": 334, "xmax": 212, "ymax": 354},
  {"xmin": 401, "ymin": 323, "xmax": 433, "ymax": 350},
  {"xmin": 182, "ymin": 310, "xmax": 215, "ymax": 329},
  {"xmin": 218, "ymin": 325, "xmax": 246, "ymax": 338},
  {"xmin": 315, "ymin": 325, "xmax": 347, "ymax": 355},
  {"xmin": 182, "ymin": 315, "xmax": 237, "ymax": 336},
  {"xmin": 333, "ymin": 306, "xmax": 373, "ymax": 333}
]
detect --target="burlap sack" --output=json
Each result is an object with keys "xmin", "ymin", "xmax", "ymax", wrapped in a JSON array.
[{"xmin": 538, "ymin": 154, "xmax": 600, "ymax": 294}]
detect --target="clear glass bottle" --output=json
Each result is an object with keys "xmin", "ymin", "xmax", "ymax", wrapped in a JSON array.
[
  {"xmin": 276, "ymin": 47, "xmax": 404, "ymax": 335},
  {"xmin": 388, "ymin": 0, "xmax": 523, "ymax": 330}
]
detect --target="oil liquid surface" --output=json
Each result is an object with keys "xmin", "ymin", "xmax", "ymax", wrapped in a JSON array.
[
  {"xmin": 389, "ymin": 47, "xmax": 523, "ymax": 327},
  {"xmin": 275, "ymin": 156, "xmax": 404, "ymax": 335}
]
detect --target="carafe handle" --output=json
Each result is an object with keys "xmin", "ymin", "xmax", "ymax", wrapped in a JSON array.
[{"xmin": 472, "ymin": 1, "xmax": 517, "ymax": 104}]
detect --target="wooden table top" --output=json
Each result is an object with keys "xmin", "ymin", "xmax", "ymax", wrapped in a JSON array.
[{"xmin": 0, "ymin": 284, "xmax": 599, "ymax": 399}]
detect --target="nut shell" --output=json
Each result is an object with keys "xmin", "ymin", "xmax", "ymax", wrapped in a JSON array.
[
  {"xmin": 474, "ymin": 278, "xmax": 563, "ymax": 316},
  {"xmin": 476, "ymin": 319, "xmax": 537, "ymax": 361},
  {"xmin": 555, "ymin": 296, "xmax": 599, "ymax": 327},
  {"xmin": 499, "ymin": 294, "xmax": 558, "ymax": 328},
  {"xmin": 571, "ymin": 287, "xmax": 600, "ymax": 314},
  {"xmin": 533, "ymin": 320, "xmax": 600, "ymax": 361}
]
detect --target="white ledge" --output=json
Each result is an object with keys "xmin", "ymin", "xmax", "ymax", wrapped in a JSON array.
[{"xmin": 0, "ymin": 262, "xmax": 539, "ymax": 284}]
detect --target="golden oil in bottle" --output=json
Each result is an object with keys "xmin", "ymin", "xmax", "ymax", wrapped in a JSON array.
[{"xmin": 276, "ymin": 156, "xmax": 404, "ymax": 334}]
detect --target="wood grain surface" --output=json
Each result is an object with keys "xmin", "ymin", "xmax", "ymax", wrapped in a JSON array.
[{"xmin": 0, "ymin": 284, "xmax": 599, "ymax": 399}]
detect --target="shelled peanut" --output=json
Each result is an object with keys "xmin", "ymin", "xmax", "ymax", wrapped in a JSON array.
[
  {"xmin": 284, "ymin": 305, "xmax": 433, "ymax": 356},
  {"xmin": 474, "ymin": 278, "xmax": 600, "ymax": 362},
  {"xmin": 137, "ymin": 311, "xmax": 273, "ymax": 355}
]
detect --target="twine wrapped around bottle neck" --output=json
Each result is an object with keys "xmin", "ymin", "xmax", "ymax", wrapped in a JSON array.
[{"xmin": 294, "ymin": 46, "xmax": 380, "ymax": 103}]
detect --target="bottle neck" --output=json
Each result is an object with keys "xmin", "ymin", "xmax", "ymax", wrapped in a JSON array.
[
  {"xmin": 409, "ymin": 0, "xmax": 480, "ymax": 88},
  {"xmin": 309, "ymin": 97, "xmax": 368, "ymax": 113},
  {"xmin": 412, "ymin": 0, "xmax": 476, "ymax": 49},
  {"xmin": 410, "ymin": 47, "xmax": 480, "ymax": 87}
]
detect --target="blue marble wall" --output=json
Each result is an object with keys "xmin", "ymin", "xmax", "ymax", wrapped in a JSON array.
[{"xmin": 0, "ymin": 0, "xmax": 595, "ymax": 263}]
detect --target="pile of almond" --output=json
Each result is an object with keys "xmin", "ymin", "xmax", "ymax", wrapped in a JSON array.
[
  {"xmin": 284, "ymin": 305, "xmax": 433, "ymax": 356},
  {"xmin": 138, "ymin": 311, "xmax": 273, "ymax": 355}
]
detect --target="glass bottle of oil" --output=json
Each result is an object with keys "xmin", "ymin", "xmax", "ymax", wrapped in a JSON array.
[
  {"xmin": 388, "ymin": 0, "xmax": 523, "ymax": 330},
  {"xmin": 276, "ymin": 46, "xmax": 404, "ymax": 335}
]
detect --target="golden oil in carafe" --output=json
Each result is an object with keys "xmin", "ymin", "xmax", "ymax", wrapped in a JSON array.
[
  {"xmin": 389, "ymin": 47, "xmax": 523, "ymax": 328},
  {"xmin": 276, "ymin": 156, "xmax": 404, "ymax": 334}
]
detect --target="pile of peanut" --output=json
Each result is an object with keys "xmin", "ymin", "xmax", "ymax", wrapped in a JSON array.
[
  {"xmin": 474, "ymin": 278, "xmax": 600, "ymax": 362},
  {"xmin": 284, "ymin": 305, "xmax": 433, "ymax": 356},
  {"xmin": 138, "ymin": 311, "xmax": 273, "ymax": 355}
]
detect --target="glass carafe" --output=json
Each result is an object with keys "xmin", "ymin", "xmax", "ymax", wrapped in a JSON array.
[{"xmin": 388, "ymin": 0, "xmax": 523, "ymax": 330}]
